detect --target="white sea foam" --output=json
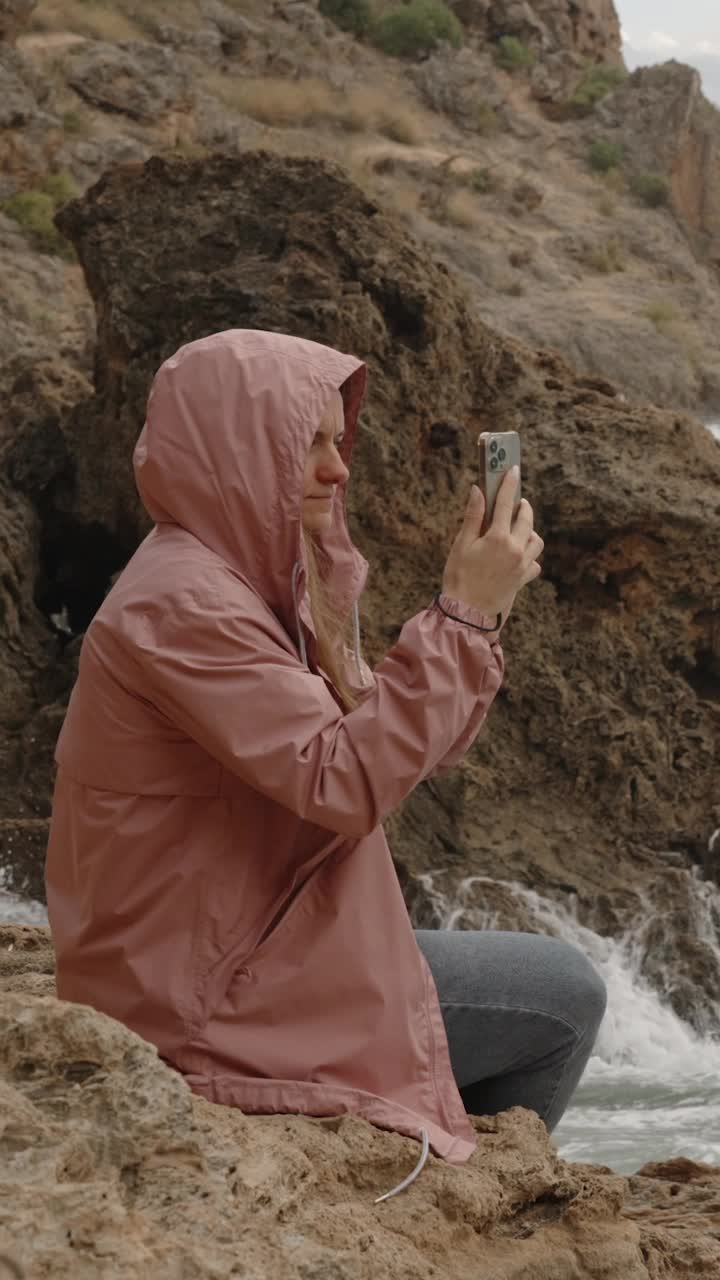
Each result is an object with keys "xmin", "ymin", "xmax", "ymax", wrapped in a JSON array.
[{"xmin": 417, "ymin": 869, "xmax": 720, "ymax": 1172}]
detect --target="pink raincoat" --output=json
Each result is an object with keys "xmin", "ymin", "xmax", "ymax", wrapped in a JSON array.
[{"xmin": 46, "ymin": 330, "xmax": 505, "ymax": 1167}]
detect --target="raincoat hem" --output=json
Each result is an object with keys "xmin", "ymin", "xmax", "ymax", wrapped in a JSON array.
[{"xmin": 182, "ymin": 1071, "xmax": 476, "ymax": 1164}]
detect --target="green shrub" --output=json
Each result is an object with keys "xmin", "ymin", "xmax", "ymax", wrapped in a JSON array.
[
  {"xmin": 630, "ymin": 171, "xmax": 669, "ymax": 207},
  {"xmin": 494, "ymin": 35, "xmax": 534, "ymax": 72},
  {"xmin": 371, "ymin": 0, "xmax": 463, "ymax": 59},
  {"xmin": 474, "ymin": 100, "xmax": 500, "ymax": 134},
  {"xmin": 584, "ymin": 238, "xmax": 625, "ymax": 273},
  {"xmin": 468, "ymin": 166, "xmax": 493, "ymax": 193},
  {"xmin": 61, "ymin": 108, "xmax": 87, "ymax": 135},
  {"xmin": 1, "ymin": 171, "xmax": 78, "ymax": 257},
  {"xmin": 39, "ymin": 171, "xmax": 78, "ymax": 205},
  {"xmin": 588, "ymin": 138, "xmax": 623, "ymax": 172},
  {"xmin": 645, "ymin": 300, "xmax": 680, "ymax": 335},
  {"xmin": 568, "ymin": 63, "xmax": 626, "ymax": 114},
  {"xmin": 319, "ymin": 0, "xmax": 372, "ymax": 37}
]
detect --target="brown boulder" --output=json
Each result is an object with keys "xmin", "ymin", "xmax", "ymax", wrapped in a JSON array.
[{"xmin": 0, "ymin": 930, "xmax": 718, "ymax": 1278}]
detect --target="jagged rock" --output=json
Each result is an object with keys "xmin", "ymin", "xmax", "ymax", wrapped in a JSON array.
[
  {"xmin": 0, "ymin": 47, "xmax": 40, "ymax": 126},
  {"xmin": 0, "ymin": 0, "xmax": 35, "ymax": 45},
  {"xmin": 0, "ymin": 935, "xmax": 718, "ymax": 1278},
  {"xmin": 153, "ymin": 20, "xmax": 224, "ymax": 65},
  {"xmin": 0, "ymin": 351, "xmax": 91, "ymax": 823},
  {"xmin": 274, "ymin": 0, "xmax": 332, "ymax": 42},
  {"xmin": 199, "ymin": 0, "xmax": 258, "ymax": 55},
  {"xmin": 409, "ymin": 46, "xmax": 505, "ymax": 131},
  {"xmin": 65, "ymin": 40, "xmax": 195, "ymax": 122},
  {"xmin": 451, "ymin": 0, "xmax": 623, "ymax": 67},
  {"xmin": 593, "ymin": 61, "xmax": 720, "ymax": 262}
]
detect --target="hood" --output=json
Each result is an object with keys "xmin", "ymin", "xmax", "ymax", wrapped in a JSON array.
[{"xmin": 133, "ymin": 329, "xmax": 369, "ymax": 673}]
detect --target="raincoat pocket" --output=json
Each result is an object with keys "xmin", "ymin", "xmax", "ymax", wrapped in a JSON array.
[{"xmin": 187, "ymin": 838, "xmax": 345, "ymax": 1036}]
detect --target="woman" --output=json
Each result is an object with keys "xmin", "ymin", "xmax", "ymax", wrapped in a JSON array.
[{"xmin": 46, "ymin": 329, "xmax": 606, "ymax": 1193}]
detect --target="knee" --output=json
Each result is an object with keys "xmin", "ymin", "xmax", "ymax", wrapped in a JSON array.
[{"xmin": 558, "ymin": 942, "xmax": 607, "ymax": 1039}]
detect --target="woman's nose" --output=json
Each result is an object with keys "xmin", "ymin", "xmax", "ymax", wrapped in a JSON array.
[{"xmin": 320, "ymin": 450, "xmax": 349, "ymax": 482}]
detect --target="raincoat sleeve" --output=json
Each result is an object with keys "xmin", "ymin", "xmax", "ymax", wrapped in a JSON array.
[
  {"xmin": 130, "ymin": 578, "xmax": 504, "ymax": 839},
  {"xmin": 422, "ymin": 595, "xmax": 505, "ymax": 779}
]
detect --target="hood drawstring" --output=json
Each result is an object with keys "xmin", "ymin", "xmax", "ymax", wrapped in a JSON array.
[
  {"xmin": 351, "ymin": 598, "xmax": 365, "ymax": 686},
  {"xmin": 374, "ymin": 1129, "xmax": 430, "ymax": 1204},
  {"xmin": 292, "ymin": 560, "xmax": 367, "ymax": 688},
  {"xmin": 291, "ymin": 562, "xmax": 308, "ymax": 668}
]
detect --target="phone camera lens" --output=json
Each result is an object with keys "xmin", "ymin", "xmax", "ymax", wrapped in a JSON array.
[
  {"xmin": 498, "ymin": 448, "xmax": 507, "ymax": 461},
  {"xmin": 490, "ymin": 457, "xmax": 498, "ymax": 470},
  {"xmin": 489, "ymin": 441, "xmax": 498, "ymax": 454}
]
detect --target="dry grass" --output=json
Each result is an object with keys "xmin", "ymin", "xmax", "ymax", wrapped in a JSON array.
[
  {"xmin": 596, "ymin": 190, "xmax": 617, "ymax": 218},
  {"xmin": 644, "ymin": 300, "xmax": 704, "ymax": 369},
  {"xmin": 383, "ymin": 180, "xmax": 420, "ymax": 223},
  {"xmin": 602, "ymin": 167, "xmax": 627, "ymax": 196},
  {"xmin": 443, "ymin": 189, "xmax": 481, "ymax": 229},
  {"xmin": 583, "ymin": 238, "xmax": 625, "ymax": 274},
  {"xmin": 29, "ymin": 0, "xmax": 144, "ymax": 41},
  {"xmin": 338, "ymin": 87, "xmax": 422, "ymax": 144},
  {"xmin": 29, "ymin": 0, "xmax": 211, "ymax": 37},
  {"xmin": 203, "ymin": 73, "xmax": 423, "ymax": 145},
  {"xmin": 645, "ymin": 300, "xmax": 682, "ymax": 337},
  {"xmin": 204, "ymin": 75, "xmax": 336, "ymax": 126}
]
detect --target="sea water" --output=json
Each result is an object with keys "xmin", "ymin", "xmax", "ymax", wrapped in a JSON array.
[{"xmin": 415, "ymin": 869, "xmax": 720, "ymax": 1175}]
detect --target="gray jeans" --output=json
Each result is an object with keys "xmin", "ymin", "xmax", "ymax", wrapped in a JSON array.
[{"xmin": 416, "ymin": 929, "xmax": 607, "ymax": 1133}]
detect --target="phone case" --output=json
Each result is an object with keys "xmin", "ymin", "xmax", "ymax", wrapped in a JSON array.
[{"xmin": 477, "ymin": 431, "xmax": 522, "ymax": 533}]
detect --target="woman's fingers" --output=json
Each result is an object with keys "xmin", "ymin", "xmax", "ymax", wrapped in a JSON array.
[
  {"xmin": 491, "ymin": 467, "xmax": 521, "ymax": 535},
  {"xmin": 525, "ymin": 531, "xmax": 544, "ymax": 561},
  {"xmin": 511, "ymin": 497, "xmax": 534, "ymax": 541}
]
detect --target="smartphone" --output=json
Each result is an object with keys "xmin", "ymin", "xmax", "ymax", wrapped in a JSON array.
[{"xmin": 477, "ymin": 431, "xmax": 522, "ymax": 534}]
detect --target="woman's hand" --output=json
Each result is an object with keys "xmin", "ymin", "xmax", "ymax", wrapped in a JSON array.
[{"xmin": 441, "ymin": 467, "xmax": 543, "ymax": 623}]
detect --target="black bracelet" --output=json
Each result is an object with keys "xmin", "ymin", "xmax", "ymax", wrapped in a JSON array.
[{"xmin": 433, "ymin": 592, "xmax": 502, "ymax": 634}]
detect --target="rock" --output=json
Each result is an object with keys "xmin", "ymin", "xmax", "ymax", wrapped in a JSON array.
[
  {"xmin": 593, "ymin": 61, "xmax": 720, "ymax": 260},
  {"xmin": 410, "ymin": 46, "xmax": 505, "ymax": 131},
  {"xmin": 450, "ymin": 0, "xmax": 623, "ymax": 67},
  {"xmin": 274, "ymin": 0, "xmax": 332, "ymax": 42},
  {"xmin": 0, "ymin": 47, "xmax": 40, "ymax": 126},
  {"xmin": 0, "ymin": 935, "xmax": 718, "ymax": 1277},
  {"xmin": 443, "ymin": 0, "xmax": 623, "ymax": 106},
  {"xmin": 0, "ymin": 820, "xmax": 51, "ymax": 902},
  {"xmin": 0, "ymin": 155, "xmax": 712, "ymax": 1031},
  {"xmin": 0, "ymin": 0, "xmax": 36, "ymax": 46},
  {"xmin": 65, "ymin": 40, "xmax": 194, "ymax": 122},
  {"xmin": 199, "ymin": 0, "xmax": 258, "ymax": 56},
  {"xmin": 153, "ymin": 20, "xmax": 224, "ymax": 65},
  {"xmin": 0, "ymin": 350, "xmax": 91, "ymax": 837}
]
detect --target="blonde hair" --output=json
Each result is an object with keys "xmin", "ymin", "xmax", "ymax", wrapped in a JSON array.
[{"xmin": 302, "ymin": 529, "xmax": 363, "ymax": 713}]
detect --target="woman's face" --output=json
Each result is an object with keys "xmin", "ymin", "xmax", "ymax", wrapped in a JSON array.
[{"xmin": 302, "ymin": 391, "xmax": 349, "ymax": 532}]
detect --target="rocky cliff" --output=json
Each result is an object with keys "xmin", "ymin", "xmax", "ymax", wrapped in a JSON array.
[
  {"xmin": 593, "ymin": 61, "xmax": 720, "ymax": 263},
  {"xmin": 1, "ymin": 145, "xmax": 719, "ymax": 1032},
  {"xmin": 1, "ymin": 924, "xmax": 719, "ymax": 1280},
  {"xmin": 1, "ymin": 1, "xmax": 719, "ymax": 1269}
]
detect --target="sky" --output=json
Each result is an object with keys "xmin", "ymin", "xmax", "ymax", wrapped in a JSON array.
[{"xmin": 616, "ymin": 0, "xmax": 720, "ymax": 105}]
